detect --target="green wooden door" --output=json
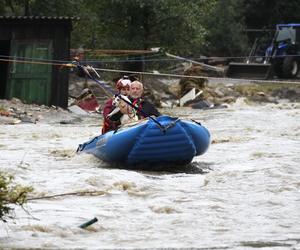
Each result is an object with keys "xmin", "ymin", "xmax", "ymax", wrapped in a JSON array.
[{"xmin": 6, "ymin": 40, "xmax": 52, "ymax": 105}]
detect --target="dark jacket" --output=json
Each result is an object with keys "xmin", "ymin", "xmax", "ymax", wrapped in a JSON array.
[
  {"xmin": 109, "ymin": 96, "xmax": 160, "ymax": 122},
  {"xmin": 131, "ymin": 97, "xmax": 160, "ymax": 119}
]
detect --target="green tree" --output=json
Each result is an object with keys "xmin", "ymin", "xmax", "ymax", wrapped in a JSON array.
[
  {"xmin": 201, "ymin": 0, "xmax": 248, "ymax": 56},
  {"xmin": 1, "ymin": 0, "xmax": 300, "ymax": 58},
  {"xmin": 30, "ymin": 0, "xmax": 83, "ymax": 16},
  {"xmin": 72, "ymin": 0, "xmax": 210, "ymax": 56},
  {"xmin": 0, "ymin": 0, "xmax": 26, "ymax": 15},
  {"xmin": 244, "ymin": 0, "xmax": 300, "ymax": 29}
]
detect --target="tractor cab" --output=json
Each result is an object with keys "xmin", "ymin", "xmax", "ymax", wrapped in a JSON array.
[{"xmin": 276, "ymin": 24, "xmax": 300, "ymax": 43}]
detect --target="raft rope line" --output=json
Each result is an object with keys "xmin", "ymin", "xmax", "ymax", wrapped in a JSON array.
[
  {"xmin": 3, "ymin": 53, "xmax": 300, "ymax": 63},
  {"xmin": 0, "ymin": 57, "xmax": 66, "ymax": 67},
  {"xmin": 0, "ymin": 56, "xmax": 300, "ymax": 85},
  {"xmin": 85, "ymin": 54, "xmax": 300, "ymax": 63},
  {"xmin": 80, "ymin": 66, "xmax": 300, "ymax": 85},
  {"xmin": 76, "ymin": 134, "xmax": 100, "ymax": 152}
]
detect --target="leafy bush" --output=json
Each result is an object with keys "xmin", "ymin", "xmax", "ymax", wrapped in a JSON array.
[{"xmin": 0, "ymin": 172, "xmax": 33, "ymax": 222}]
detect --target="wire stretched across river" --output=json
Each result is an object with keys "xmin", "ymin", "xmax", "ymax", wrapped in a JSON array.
[{"xmin": 0, "ymin": 55, "xmax": 300, "ymax": 85}]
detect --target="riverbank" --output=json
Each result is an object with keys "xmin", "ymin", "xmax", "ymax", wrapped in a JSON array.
[{"xmin": 1, "ymin": 78, "xmax": 299, "ymax": 125}]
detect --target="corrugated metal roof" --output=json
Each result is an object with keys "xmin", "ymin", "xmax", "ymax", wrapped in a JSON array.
[{"xmin": 0, "ymin": 16, "xmax": 79, "ymax": 20}]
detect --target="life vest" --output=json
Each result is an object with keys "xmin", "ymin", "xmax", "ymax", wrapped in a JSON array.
[
  {"xmin": 101, "ymin": 98, "xmax": 120, "ymax": 134},
  {"xmin": 132, "ymin": 98, "xmax": 144, "ymax": 119},
  {"xmin": 101, "ymin": 120, "xmax": 111, "ymax": 134}
]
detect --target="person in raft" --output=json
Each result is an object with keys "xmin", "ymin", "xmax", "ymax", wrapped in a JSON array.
[
  {"xmin": 128, "ymin": 80, "xmax": 161, "ymax": 119},
  {"xmin": 107, "ymin": 80, "xmax": 161, "ymax": 127},
  {"xmin": 102, "ymin": 76, "xmax": 137, "ymax": 134}
]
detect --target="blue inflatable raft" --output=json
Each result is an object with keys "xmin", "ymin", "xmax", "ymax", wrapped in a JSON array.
[{"xmin": 77, "ymin": 115, "xmax": 210, "ymax": 167}]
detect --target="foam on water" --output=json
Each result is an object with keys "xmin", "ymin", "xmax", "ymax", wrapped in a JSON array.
[{"xmin": 1, "ymin": 102, "xmax": 300, "ymax": 249}]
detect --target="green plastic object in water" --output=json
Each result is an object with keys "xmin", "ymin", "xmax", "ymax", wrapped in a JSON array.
[{"xmin": 79, "ymin": 217, "xmax": 98, "ymax": 229}]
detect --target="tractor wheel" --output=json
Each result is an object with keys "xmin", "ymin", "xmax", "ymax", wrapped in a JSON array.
[
  {"xmin": 281, "ymin": 57, "xmax": 299, "ymax": 78},
  {"xmin": 274, "ymin": 60, "xmax": 284, "ymax": 78}
]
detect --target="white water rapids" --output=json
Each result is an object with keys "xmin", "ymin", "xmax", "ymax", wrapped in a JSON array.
[{"xmin": 1, "ymin": 100, "xmax": 300, "ymax": 249}]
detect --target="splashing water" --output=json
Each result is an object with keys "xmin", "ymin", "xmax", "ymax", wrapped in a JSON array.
[{"xmin": 1, "ymin": 102, "xmax": 300, "ymax": 249}]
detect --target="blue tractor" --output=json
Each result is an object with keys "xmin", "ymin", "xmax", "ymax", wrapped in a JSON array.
[{"xmin": 227, "ymin": 24, "xmax": 300, "ymax": 79}]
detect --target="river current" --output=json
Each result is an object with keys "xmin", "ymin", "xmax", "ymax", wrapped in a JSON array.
[{"xmin": 1, "ymin": 100, "xmax": 300, "ymax": 249}]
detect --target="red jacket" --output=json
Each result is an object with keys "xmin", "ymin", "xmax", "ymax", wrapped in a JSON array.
[{"xmin": 102, "ymin": 99, "xmax": 120, "ymax": 134}]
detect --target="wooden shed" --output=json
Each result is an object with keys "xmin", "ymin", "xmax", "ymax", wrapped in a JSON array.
[{"xmin": 0, "ymin": 16, "xmax": 77, "ymax": 108}]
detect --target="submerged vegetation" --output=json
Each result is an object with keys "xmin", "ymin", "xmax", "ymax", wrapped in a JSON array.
[{"xmin": 0, "ymin": 172, "xmax": 33, "ymax": 222}]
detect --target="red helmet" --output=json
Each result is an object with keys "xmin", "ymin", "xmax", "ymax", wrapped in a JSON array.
[{"xmin": 116, "ymin": 77, "xmax": 131, "ymax": 91}]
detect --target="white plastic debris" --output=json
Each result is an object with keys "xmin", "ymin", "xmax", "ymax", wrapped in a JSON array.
[
  {"xmin": 179, "ymin": 88, "xmax": 203, "ymax": 107},
  {"xmin": 68, "ymin": 105, "xmax": 89, "ymax": 115}
]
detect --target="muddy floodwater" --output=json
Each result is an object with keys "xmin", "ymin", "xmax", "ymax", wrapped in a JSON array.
[{"xmin": 1, "ymin": 100, "xmax": 300, "ymax": 249}]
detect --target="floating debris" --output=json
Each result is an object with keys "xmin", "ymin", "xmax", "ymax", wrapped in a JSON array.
[{"xmin": 79, "ymin": 217, "xmax": 98, "ymax": 229}]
